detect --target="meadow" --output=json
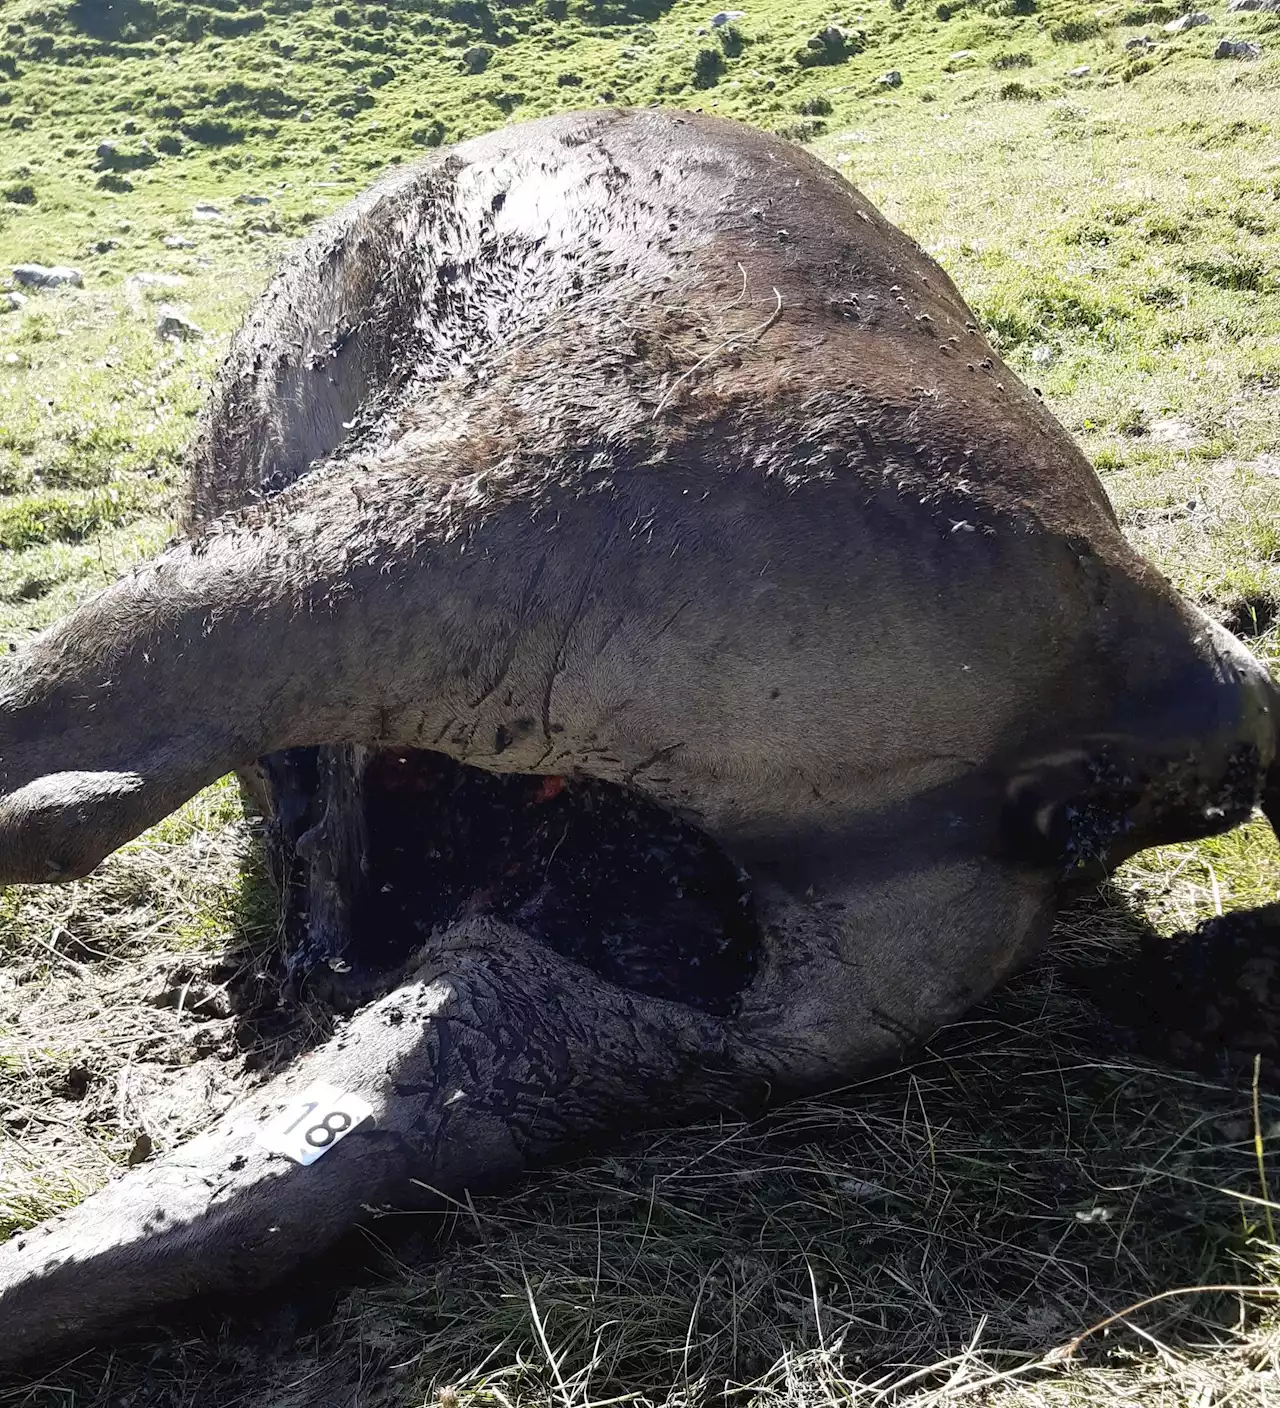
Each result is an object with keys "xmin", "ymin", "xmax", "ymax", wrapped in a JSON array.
[{"xmin": 1, "ymin": 0, "xmax": 1279, "ymax": 1402}]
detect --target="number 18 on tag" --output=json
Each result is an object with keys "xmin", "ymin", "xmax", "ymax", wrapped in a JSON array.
[{"xmin": 258, "ymin": 1082, "xmax": 375, "ymax": 1165}]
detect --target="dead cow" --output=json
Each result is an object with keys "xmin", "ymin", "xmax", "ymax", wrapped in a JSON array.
[{"xmin": 0, "ymin": 109, "xmax": 1277, "ymax": 1366}]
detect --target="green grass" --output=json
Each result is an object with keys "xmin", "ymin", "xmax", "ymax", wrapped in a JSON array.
[{"xmin": 1, "ymin": 0, "xmax": 1280, "ymax": 1404}]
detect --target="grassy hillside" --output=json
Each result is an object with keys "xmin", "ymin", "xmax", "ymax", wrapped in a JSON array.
[
  {"xmin": 2, "ymin": 0, "xmax": 1280, "ymax": 1404},
  {"xmin": 1, "ymin": 0, "xmax": 1279, "ymax": 636}
]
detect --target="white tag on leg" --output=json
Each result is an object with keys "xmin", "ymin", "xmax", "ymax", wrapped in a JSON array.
[{"xmin": 257, "ymin": 1081, "xmax": 375, "ymax": 1165}]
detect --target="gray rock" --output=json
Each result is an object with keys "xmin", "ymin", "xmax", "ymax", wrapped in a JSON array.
[
  {"xmin": 710, "ymin": 9, "xmax": 745, "ymax": 24},
  {"xmin": 1164, "ymin": 11, "xmax": 1211, "ymax": 31},
  {"xmin": 463, "ymin": 45, "xmax": 492, "ymax": 73},
  {"xmin": 92, "ymin": 238, "xmax": 121, "ymax": 254},
  {"xmin": 1031, "ymin": 344, "xmax": 1057, "ymax": 368},
  {"xmin": 878, "ymin": 69, "xmax": 903, "ymax": 86},
  {"xmin": 2, "ymin": 291, "xmax": 28, "ymax": 312},
  {"xmin": 820, "ymin": 24, "xmax": 846, "ymax": 46},
  {"xmin": 12, "ymin": 264, "xmax": 84, "ymax": 290},
  {"xmin": 162, "ymin": 235, "xmax": 195, "ymax": 249},
  {"xmin": 155, "ymin": 305, "xmax": 204, "ymax": 341},
  {"xmin": 126, "ymin": 272, "xmax": 185, "ymax": 292},
  {"xmin": 1068, "ymin": 64, "xmax": 1091, "ymax": 76},
  {"xmin": 1125, "ymin": 35, "xmax": 1156, "ymax": 50},
  {"xmin": 1148, "ymin": 418, "xmax": 1198, "ymax": 449},
  {"xmin": 234, "ymin": 194, "xmax": 270, "ymax": 206},
  {"xmin": 1228, "ymin": 0, "xmax": 1279, "ymax": 10},
  {"xmin": 192, "ymin": 201, "xmax": 227, "ymax": 222},
  {"xmin": 1214, "ymin": 37, "xmax": 1262, "ymax": 56},
  {"xmin": 299, "ymin": 109, "xmax": 315, "ymax": 122}
]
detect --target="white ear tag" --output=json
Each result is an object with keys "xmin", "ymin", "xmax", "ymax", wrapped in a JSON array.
[{"xmin": 258, "ymin": 1081, "xmax": 375, "ymax": 1165}]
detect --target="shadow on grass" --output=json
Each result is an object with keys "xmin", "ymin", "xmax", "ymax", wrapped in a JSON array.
[{"xmin": 570, "ymin": 0, "xmax": 682, "ymax": 24}]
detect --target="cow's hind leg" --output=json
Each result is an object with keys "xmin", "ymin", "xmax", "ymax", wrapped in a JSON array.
[{"xmin": 0, "ymin": 919, "xmax": 748, "ymax": 1371}]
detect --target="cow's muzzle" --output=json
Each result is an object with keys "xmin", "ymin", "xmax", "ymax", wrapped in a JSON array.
[{"xmin": 1005, "ymin": 617, "xmax": 1280, "ymax": 875}]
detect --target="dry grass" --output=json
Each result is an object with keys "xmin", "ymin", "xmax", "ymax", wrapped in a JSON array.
[
  {"xmin": 345, "ymin": 893, "xmax": 1280, "ymax": 1408},
  {"xmin": 4, "ymin": 906, "xmax": 1280, "ymax": 1407},
  {"xmin": 0, "ymin": 779, "xmax": 279, "ymax": 1243}
]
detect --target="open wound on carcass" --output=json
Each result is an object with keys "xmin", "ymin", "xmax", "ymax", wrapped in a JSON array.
[{"xmin": 348, "ymin": 751, "xmax": 760, "ymax": 1015}]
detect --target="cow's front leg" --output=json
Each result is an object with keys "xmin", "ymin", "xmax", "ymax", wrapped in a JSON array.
[
  {"xmin": 0, "ymin": 447, "xmax": 568, "ymax": 887},
  {"xmin": 0, "ymin": 919, "xmax": 746, "ymax": 1371}
]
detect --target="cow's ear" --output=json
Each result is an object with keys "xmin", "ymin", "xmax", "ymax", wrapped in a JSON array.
[{"xmin": 1001, "ymin": 748, "xmax": 1143, "ymax": 877}]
